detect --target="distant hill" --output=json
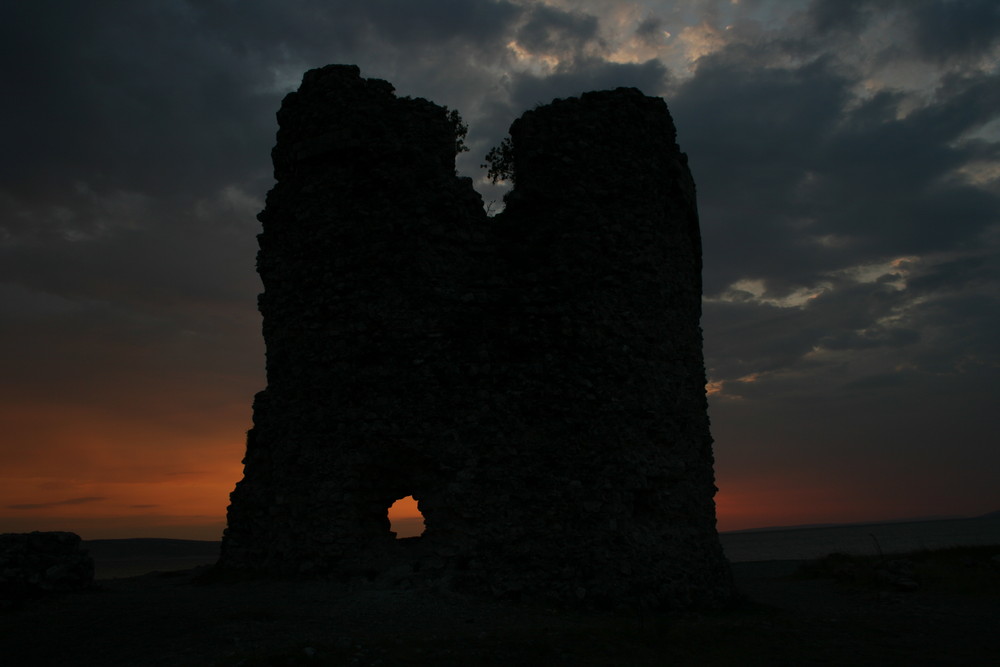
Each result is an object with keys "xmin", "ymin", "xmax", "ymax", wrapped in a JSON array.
[
  {"xmin": 721, "ymin": 513, "xmax": 999, "ymax": 534},
  {"xmin": 85, "ymin": 538, "xmax": 221, "ymax": 559},
  {"xmin": 83, "ymin": 539, "xmax": 221, "ymax": 578}
]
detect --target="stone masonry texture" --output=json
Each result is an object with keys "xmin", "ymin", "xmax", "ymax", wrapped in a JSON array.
[
  {"xmin": 0, "ymin": 532, "xmax": 94, "ymax": 604},
  {"xmin": 219, "ymin": 64, "xmax": 734, "ymax": 609}
]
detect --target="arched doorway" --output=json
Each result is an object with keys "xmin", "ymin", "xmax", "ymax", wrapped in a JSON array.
[{"xmin": 387, "ymin": 495, "xmax": 425, "ymax": 538}]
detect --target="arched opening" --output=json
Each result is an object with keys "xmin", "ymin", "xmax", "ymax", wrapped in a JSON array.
[{"xmin": 387, "ymin": 495, "xmax": 425, "ymax": 539}]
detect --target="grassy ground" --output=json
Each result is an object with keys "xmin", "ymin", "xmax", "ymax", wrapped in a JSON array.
[
  {"xmin": 796, "ymin": 543, "xmax": 1000, "ymax": 596},
  {"xmin": 3, "ymin": 544, "xmax": 998, "ymax": 666},
  {"xmin": 216, "ymin": 544, "xmax": 1000, "ymax": 667}
]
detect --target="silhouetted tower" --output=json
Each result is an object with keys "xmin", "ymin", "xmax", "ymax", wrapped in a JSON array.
[{"xmin": 220, "ymin": 64, "xmax": 733, "ymax": 609}]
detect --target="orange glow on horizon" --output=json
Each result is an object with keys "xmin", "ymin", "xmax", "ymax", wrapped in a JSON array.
[
  {"xmin": 0, "ymin": 398, "xmax": 247, "ymax": 540},
  {"xmin": 386, "ymin": 495, "xmax": 422, "ymax": 519},
  {"xmin": 713, "ymin": 468, "xmax": 885, "ymax": 531},
  {"xmin": 4, "ymin": 396, "xmax": 974, "ymax": 540},
  {"xmin": 387, "ymin": 495, "xmax": 425, "ymax": 539},
  {"xmin": 711, "ymin": 471, "xmax": 947, "ymax": 533}
]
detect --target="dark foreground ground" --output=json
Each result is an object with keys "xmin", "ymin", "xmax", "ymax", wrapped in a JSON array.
[{"xmin": 2, "ymin": 546, "xmax": 998, "ymax": 666}]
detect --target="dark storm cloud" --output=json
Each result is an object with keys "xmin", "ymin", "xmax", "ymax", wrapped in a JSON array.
[
  {"xmin": 1, "ymin": 2, "xmax": 277, "ymax": 200},
  {"xmin": 805, "ymin": 0, "xmax": 872, "ymax": 33},
  {"xmin": 3, "ymin": 0, "xmax": 992, "ymax": 391},
  {"xmin": 0, "ymin": 0, "xmax": 524, "ymax": 227},
  {"xmin": 8, "ymin": 496, "xmax": 107, "ymax": 511},
  {"xmin": 672, "ymin": 55, "xmax": 853, "ymax": 292},
  {"xmin": 705, "ymin": 234, "xmax": 1000, "ymax": 400},
  {"xmin": 805, "ymin": 0, "xmax": 1000, "ymax": 65},
  {"xmin": 676, "ymin": 59, "xmax": 995, "ymax": 297},
  {"xmin": 672, "ymin": 1, "xmax": 999, "ymax": 416},
  {"xmin": 802, "ymin": 76, "xmax": 1000, "ymax": 256},
  {"xmin": 515, "ymin": 4, "xmax": 603, "ymax": 59},
  {"xmin": 0, "ymin": 0, "xmax": 526, "ymax": 340},
  {"xmin": 297, "ymin": 0, "xmax": 520, "ymax": 48},
  {"xmin": 508, "ymin": 58, "xmax": 669, "ymax": 112},
  {"xmin": 635, "ymin": 17, "xmax": 666, "ymax": 47},
  {"xmin": 904, "ymin": 0, "xmax": 1000, "ymax": 64},
  {"xmin": 0, "ymin": 0, "xmax": 538, "ymax": 437}
]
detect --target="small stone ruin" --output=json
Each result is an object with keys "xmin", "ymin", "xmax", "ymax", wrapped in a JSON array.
[
  {"xmin": 0, "ymin": 531, "xmax": 95, "ymax": 605},
  {"xmin": 219, "ymin": 64, "xmax": 733, "ymax": 609}
]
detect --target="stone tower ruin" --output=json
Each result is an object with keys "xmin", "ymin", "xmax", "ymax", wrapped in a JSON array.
[{"xmin": 219, "ymin": 64, "xmax": 733, "ymax": 609}]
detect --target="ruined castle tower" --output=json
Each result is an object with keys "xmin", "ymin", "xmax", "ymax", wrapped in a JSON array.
[{"xmin": 219, "ymin": 64, "xmax": 733, "ymax": 609}]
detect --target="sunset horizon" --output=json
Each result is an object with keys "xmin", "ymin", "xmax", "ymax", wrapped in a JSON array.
[
  {"xmin": 3, "ymin": 1, "xmax": 998, "ymax": 546},
  {"xmin": 2, "ymin": 481, "xmax": 995, "ymax": 542}
]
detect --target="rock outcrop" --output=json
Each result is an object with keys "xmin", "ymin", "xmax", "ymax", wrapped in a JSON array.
[
  {"xmin": 0, "ymin": 531, "xmax": 94, "ymax": 606},
  {"xmin": 220, "ymin": 64, "xmax": 733, "ymax": 609}
]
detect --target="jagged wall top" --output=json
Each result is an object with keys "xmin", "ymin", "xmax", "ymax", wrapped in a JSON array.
[
  {"xmin": 508, "ymin": 88, "xmax": 678, "ymax": 194},
  {"xmin": 270, "ymin": 64, "xmax": 458, "ymax": 181}
]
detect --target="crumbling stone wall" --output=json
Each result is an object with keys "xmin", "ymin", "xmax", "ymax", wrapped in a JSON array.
[
  {"xmin": 0, "ymin": 532, "xmax": 94, "ymax": 606},
  {"xmin": 220, "ymin": 64, "xmax": 733, "ymax": 609}
]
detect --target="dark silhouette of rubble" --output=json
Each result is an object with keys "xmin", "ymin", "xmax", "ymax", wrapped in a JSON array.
[
  {"xmin": 219, "ymin": 64, "xmax": 733, "ymax": 609},
  {"xmin": 0, "ymin": 531, "xmax": 94, "ymax": 607}
]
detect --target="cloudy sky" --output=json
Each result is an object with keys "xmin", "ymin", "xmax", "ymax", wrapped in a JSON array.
[{"xmin": 2, "ymin": 0, "xmax": 998, "ymax": 539}]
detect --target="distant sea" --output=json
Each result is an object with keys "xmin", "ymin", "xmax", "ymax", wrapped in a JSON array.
[
  {"xmin": 84, "ymin": 516, "xmax": 1000, "ymax": 579},
  {"xmin": 720, "ymin": 515, "xmax": 1000, "ymax": 563}
]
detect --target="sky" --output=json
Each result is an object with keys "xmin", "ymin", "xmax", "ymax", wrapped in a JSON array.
[{"xmin": 1, "ymin": 0, "xmax": 998, "ymax": 540}]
